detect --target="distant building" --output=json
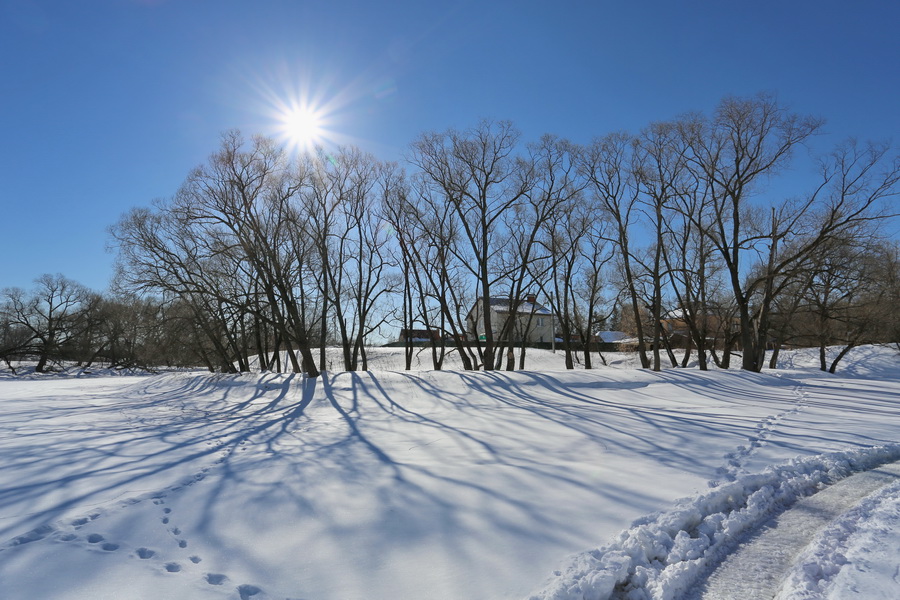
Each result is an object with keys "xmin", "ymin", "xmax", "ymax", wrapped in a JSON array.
[
  {"xmin": 466, "ymin": 295, "xmax": 554, "ymax": 344},
  {"xmin": 659, "ymin": 308, "xmax": 741, "ymax": 349},
  {"xmin": 398, "ymin": 329, "xmax": 443, "ymax": 344}
]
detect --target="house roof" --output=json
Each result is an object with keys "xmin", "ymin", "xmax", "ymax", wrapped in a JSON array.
[
  {"xmin": 478, "ymin": 297, "xmax": 552, "ymax": 316},
  {"xmin": 597, "ymin": 330, "xmax": 628, "ymax": 343}
]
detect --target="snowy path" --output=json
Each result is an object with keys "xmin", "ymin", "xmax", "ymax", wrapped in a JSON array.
[{"xmin": 684, "ymin": 460, "xmax": 900, "ymax": 600}]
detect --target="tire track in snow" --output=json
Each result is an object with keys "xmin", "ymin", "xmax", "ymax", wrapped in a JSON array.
[
  {"xmin": 710, "ymin": 384, "xmax": 808, "ymax": 487},
  {"xmin": 684, "ymin": 460, "xmax": 900, "ymax": 600}
]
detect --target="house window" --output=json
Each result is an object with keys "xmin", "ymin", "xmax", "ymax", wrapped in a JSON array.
[{"xmin": 537, "ymin": 317, "xmax": 545, "ymax": 327}]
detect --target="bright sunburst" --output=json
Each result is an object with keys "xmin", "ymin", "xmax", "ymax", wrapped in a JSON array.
[
  {"xmin": 280, "ymin": 104, "xmax": 326, "ymax": 150},
  {"xmin": 247, "ymin": 64, "xmax": 369, "ymax": 153}
]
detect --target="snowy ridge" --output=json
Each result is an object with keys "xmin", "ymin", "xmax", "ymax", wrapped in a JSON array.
[
  {"xmin": 527, "ymin": 444, "xmax": 900, "ymax": 600},
  {"xmin": 773, "ymin": 478, "xmax": 900, "ymax": 600}
]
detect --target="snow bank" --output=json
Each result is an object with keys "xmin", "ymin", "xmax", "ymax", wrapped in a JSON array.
[
  {"xmin": 773, "ymin": 478, "xmax": 900, "ymax": 600},
  {"xmin": 527, "ymin": 444, "xmax": 900, "ymax": 600},
  {"xmin": 0, "ymin": 362, "xmax": 155, "ymax": 379}
]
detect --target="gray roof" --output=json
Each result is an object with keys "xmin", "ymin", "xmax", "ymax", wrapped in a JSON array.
[{"xmin": 482, "ymin": 297, "xmax": 552, "ymax": 316}]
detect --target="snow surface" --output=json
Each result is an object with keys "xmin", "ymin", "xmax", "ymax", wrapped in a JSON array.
[
  {"xmin": 0, "ymin": 345, "xmax": 898, "ymax": 599},
  {"xmin": 774, "ymin": 477, "xmax": 900, "ymax": 600},
  {"xmin": 685, "ymin": 459, "xmax": 900, "ymax": 600}
]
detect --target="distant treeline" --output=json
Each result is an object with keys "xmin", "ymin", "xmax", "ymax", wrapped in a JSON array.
[{"xmin": 3, "ymin": 93, "xmax": 898, "ymax": 375}]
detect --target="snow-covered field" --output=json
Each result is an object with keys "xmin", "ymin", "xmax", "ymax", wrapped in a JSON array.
[{"xmin": 0, "ymin": 346, "xmax": 898, "ymax": 599}]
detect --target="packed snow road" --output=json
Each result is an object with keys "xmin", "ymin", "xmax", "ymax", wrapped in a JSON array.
[
  {"xmin": 1, "ymin": 346, "xmax": 898, "ymax": 599},
  {"xmin": 686, "ymin": 461, "xmax": 900, "ymax": 600}
]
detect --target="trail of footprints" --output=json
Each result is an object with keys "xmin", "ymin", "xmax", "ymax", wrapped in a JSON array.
[
  {"xmin": 711, "ymin": 385, "xmax": 809, "ymax": 487},
  {"xmin": 6, "ymin": 438, "xmax": 265, "ymax": 599}
]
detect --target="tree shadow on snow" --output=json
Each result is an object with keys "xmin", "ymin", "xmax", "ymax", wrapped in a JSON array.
[{"xmin": 3, "ymin": 365, "xmax": 894, "ymax": 592}]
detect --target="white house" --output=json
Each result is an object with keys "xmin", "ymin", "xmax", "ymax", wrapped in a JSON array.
[{"xmin": 466, "ymin": 295, "xmax": 554, "ymax": 344}]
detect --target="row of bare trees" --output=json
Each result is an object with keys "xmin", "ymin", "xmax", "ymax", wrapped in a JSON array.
[
  {"xmin": 109, "ymin": 132, "xmax": 404, "ymax": 377},
  {"xmin": 11, "ymin": 93, "xmax": 895, "ymax": 376},
  {"xmin": 608, "ymin": 97, "xmax": 900, "ymax": 372},
  {"xmin": 0, "ymin": 274, "xmax": 206, "ymax": 372},
  {"xmin": 391, "ymin": 94, "xmax": 899, "ymax": 374}
]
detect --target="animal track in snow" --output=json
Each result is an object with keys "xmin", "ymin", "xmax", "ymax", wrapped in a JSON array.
[
  {"xmin": 1, "ymin": 434, "xmax": 246, "ymax": 595},
  {"xmin": 711, "ymin": 384, "xmax": 809, "ymax": 487},
  {"xmin": 238, "ymin": 583, "xmax": 263, "ymax": 599},
  {"xmin": 10, "ymin": 525, "xmax": 54, "ymax": 546},
  {"xmin": 164, "ymin": 562, "xmax": 182, "ymax": 573}
]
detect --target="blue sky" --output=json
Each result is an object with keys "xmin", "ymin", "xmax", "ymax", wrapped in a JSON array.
[{"xmin": 2, "ymin": 0, "xmax": 898, "ymax": 292}]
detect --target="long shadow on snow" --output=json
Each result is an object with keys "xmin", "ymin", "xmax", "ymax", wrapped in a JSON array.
[
  {"xmin": 0, "ymin": 372, "xmax": 317, "ymax": 543},
  {"xmin": 4, "ymin": 366, "xmax": 877, "ymax": 582}
]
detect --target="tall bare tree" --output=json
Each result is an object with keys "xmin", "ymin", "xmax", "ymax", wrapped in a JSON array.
[
  {"xmin": 680, "ymin": 94, "xmax": 824, "ymax": 371},
  {"xmin": 580, "ymin": 132, "xmax": 652, "ymax": 368},
  {"xmin": 410, "ymin": 120, "xmax": 529, "ymax": 370}
]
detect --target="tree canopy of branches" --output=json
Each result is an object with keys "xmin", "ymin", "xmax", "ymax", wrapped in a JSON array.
[{"xmin": 90, "ymin": 94, "xmax": 900, "ymax": 374}]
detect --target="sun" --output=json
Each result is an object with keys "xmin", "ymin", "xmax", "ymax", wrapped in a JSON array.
[
  {"xmin": 250, "ymin": 70, "xmax": 357, "ymax": 152},
  {"xmin": 279, "ymin": 104, "xmax": 326, "ymax": 150}
]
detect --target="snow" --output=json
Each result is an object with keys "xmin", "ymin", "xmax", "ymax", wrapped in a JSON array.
[
  {"xmin": 530, "ymin": 449, "xmax": 900, "ymax": 600},
  {"xmin": 774, "ymin": 477, "xmax": 900, "ymax": 600},
  {"xmin": 686, "ymin": 459, "xmax": 900, "ymax": 600},
  {"xmin": 0, "ymin": 345, "xmax": 898, "ymax": 599}
]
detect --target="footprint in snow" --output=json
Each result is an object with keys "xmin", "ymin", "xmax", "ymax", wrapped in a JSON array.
[
  {"xmin": 165, "ymin": 562, "xmax": 181, "ymax": 573},
  {"xmin": 238, "ymin": 584, "xmax": 262, "ymax": 599},
  {"xmin": 205, "ymin": 573, "xmax": 227, "ymax": 585},
  {"xmin": 136, "ymin": 547, "xmax": 155, "ymax": 559},
  {"xmin": 86, "ymin": 533, "xmax": 105, "ymax": 544},
  {"xmin": 10, "ymin": 525, "xmax": 54, "ymax": 546},
  {"xmin": 101, "ymin": 542, "xmax": 119, "ymax": 551}
]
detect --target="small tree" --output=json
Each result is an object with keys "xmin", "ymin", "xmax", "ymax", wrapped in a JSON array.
[{"xmin": 1, "ymin": 275, "xmax": 90, "ymax": 372}]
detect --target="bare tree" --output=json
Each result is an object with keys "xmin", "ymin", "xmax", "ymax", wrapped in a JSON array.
[
  {"xmin": 174, "ymin": 132, "xmax": 320, "ymax": 376},
  {"xmin": 632, "ymin": 121, "xmax": 694, "ymax": 370},
  {"xmin": 680, "ymin": 94, "xmax": 824, "ymax": 371},
  {"xmin": 795, "ymin": 238, "xmax": 898, "ymax": 372},
  {"xmin": 410, "ymin": 120, "xmax": 529, "ymax": 370},
  {"xmin": 1, "ymin": 274, "xmax": 90, "ymax": 372},
  {"xmin": 497, "ymin": 134, "xmax": 581, "ymax": 370},
  {"xmin": 581, "ymin": 132, "xmax": 652, "ymax": 368}
]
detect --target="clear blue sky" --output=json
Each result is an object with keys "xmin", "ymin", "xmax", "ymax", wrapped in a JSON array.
[{"xmin": 2, "ymin": 0, "xmax": 898, "ymax": 292}]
